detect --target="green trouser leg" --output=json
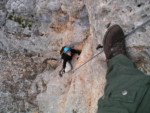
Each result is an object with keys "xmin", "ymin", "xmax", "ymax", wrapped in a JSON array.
[{"xmin": 97, "ymin": 54, "xmax": 150, "ymax": 113}]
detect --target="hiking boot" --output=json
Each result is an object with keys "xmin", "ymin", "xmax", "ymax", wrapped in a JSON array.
[{"xmin": 103, "ymin": 25, "xmax": 127, "ymax": 60}]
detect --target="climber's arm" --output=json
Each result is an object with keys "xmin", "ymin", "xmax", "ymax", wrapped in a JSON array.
[
  {"xmin": 62, "ymin": 58, "xmax": 67, "ymax": 70},
  {"xmin": 71, "ymin": 49, "xmax": 81, "ymax": 55},
  {"xmin": 61, "ymin": 54, "xmax": 68, "ymax": 71}
]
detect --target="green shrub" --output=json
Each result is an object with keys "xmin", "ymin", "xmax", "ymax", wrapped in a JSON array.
[
  {"xmin": 14, "ymin": 16, "xmax": 23, "ymax": 24},
  {"xmin": 8, "ymin": 15, "xmax": 13, "ymax": 20},
  {"xmin": 7, "ymin": 13, "xmax": 32, "ymax": 30}
]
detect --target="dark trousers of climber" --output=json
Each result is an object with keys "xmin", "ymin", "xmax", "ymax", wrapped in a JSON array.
[{"xmin": 97, "ymin": 54, "xmax": 150, "ymax": 113}]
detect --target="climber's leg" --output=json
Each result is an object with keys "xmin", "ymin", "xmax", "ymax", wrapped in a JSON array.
[
  {"xmin": 97, "ymin": 24, "xmax": 150, "ymax": 113},
  {"xmin": 65, "ymin": 61, "xmax": 72, "ymax": 72},
  {"xmin": 106, "ymin": 54, "xmax": 144, "ymax": 80},
  {"xmin": 97, "ymin": 54, "xmax": 150, "ymax": 113}
]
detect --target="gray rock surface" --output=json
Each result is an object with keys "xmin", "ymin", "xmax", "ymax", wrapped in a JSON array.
[
  {"xmin": 5, "ymin": 20, "xmax": 21, "ymax": 33},
  {"xmin": 0, "ymin": 0, "xmax": 150, "ymax": 113},
  {"xmin": 6, "ymin": 0, "xmax": 36, "ymax": 13},
  {"xmin": 0, "ymin": 10, "xmax": 6, "ymax": 26},
  {"xmin": 47, "ymin": 0, "xmax": 61, "ymax": 11}
]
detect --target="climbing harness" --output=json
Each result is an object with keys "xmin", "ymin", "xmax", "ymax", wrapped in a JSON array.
[{"xmin": 71, "ymin": 19, "xmax": 150, "ymax": 73}]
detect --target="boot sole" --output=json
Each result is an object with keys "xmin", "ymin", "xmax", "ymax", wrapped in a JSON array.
[{"xmin": 103, "ymin": 25, "xmax": 125, "ymax": 59}]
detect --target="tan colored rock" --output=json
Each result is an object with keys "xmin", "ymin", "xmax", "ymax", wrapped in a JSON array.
[
  {"xmin": 36, "ymin": 0, "xmax": 150, "ymax": 113},
  {"xmin": 1, "ymin": 0, "xmax": 150, "ymax": 113}
]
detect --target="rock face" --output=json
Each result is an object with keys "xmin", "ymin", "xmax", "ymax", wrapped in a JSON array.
[{"xmin": 0, "ymin": 0, "xmax": 150, "ymax": 113}]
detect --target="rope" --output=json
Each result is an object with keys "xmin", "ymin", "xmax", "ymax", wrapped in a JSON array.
[
  {"xmin": 71, "ymin": 19, "xmax": 150, "ymax": 73},
  {"xmin": 71, "ymin": 49, "xmax": 103, "ymax": 73},
  {"xmin": 125, "ymin": 19, "xmax": 150, "ymax": 37}
]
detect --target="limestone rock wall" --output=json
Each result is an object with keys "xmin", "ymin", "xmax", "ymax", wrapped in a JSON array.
[
  {"xmin": 0, "ymin": 0, "xmax": 150, "ymax": 113},
  {"xmin": 85, "ymin": 0, "xmax": 150, "ymax": 74}
]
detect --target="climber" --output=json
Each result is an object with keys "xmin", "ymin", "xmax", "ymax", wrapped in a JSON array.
[
  {"xmin": 97, "ymin": 25, "xmax": 150, "ymax": 113},
  {"xmin": 59, "ymin": 46, "xmax": 81, "ymax": 77}
]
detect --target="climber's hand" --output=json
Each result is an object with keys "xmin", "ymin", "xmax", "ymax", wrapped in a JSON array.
[{"xmin": 59, "ymin": 69, "xmax": 65, "ymax": 77}]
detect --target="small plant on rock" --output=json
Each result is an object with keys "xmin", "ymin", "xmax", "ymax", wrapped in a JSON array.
[{"xmin": 7, "ymin": 12, "xmax": 32, "ymax": 30}]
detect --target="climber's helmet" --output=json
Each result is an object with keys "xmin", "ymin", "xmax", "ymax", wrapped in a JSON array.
[{"xmin": 63, "ymin": 47, "xmax": 71, "ymax": 53}]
